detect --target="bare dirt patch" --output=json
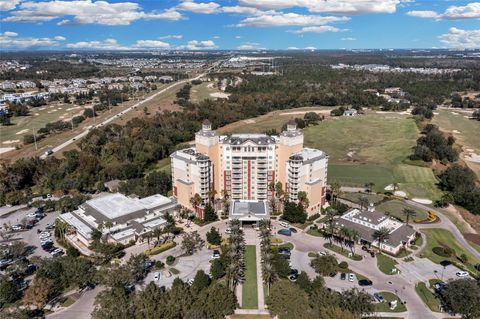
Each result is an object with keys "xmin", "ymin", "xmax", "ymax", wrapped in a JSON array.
[{"xmin": 465, "ymin": 233, "xmax": 480, "ymax": 245}]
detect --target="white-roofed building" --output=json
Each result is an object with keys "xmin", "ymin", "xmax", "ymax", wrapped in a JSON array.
[{"xmin": 58, "ymin": 192, "xmax": 178, "ymax": 247}]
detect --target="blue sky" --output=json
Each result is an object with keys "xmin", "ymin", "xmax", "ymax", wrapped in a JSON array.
[{"xmin": 0, "ymin": 0, "xmax": 479, "ymax": 50}]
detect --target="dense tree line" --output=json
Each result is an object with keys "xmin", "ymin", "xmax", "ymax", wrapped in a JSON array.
[
  {"xmin": 440, "ymin": 165, "xmax": 480, "ymax": 215},
  {"xmin": 411, "ymin": 124, "xmax": 458, "ymax": 163}
]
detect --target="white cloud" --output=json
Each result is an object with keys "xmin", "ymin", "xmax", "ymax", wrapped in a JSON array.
[
  {"xmin": 407, "ymin": 3, "xmax": 480, "ymax": 20},
  {"xmin": 287, "ymin": 46, "xmax": 299, "ymax": 50},
  {"xmin": 0, "ymin": 0, "xmax": 21, "ymax": 11},
  {"xmin": 2, "ymin": 0, "xmax": 183, "ymax": 25},
  {"xmin": 221, "ymin": 5, "xmax": 276, "ymax": 16},
  {"xmin": 442, "ymin": 2, "xmax": 480, "ymax": 20},
  {"xmin": 159, "ymin": 34, "xmax": 183, "ymax": 40},
  {"xmin": 66, "ymin": 38, "xmax": 128, "ymax": 50},
  {"xmin": 177, "ymin": 40, "xmax": 217, "ymax": 50},
  {"xmin": 439, "ymin": 27, "xmax": 480, "ymax": 49},
  {"xmin": 407, "ymin": 10, "xmax": 440, "ymax": 19},
  {"xmin": 291, "ymin": 26, "xmax": 347, "ymax": 34},
  {"xmin": 212, "ymin": 35, "xmax": 220, "ymax": 39},
  {"xmin": 0, "ymin": 31, "xmax": 66, "ymax": 49},
  {"xmin": 236, "ymin": 13, "xmax": 349, "ymax": 27},
  {"xmin": 341, "ymin": 37, "xmax": 356, "ymax": 41},
  {"xmin": 237, "ymin": 42, "xmax": 263, "ymax": 50},
  {"xmin": 177, "ymin": 0, "xmax": 220, "ymax": 14},
  {"xmin": 238, "ymin": 0, "xmax": 402, "ymax": 14},
  {"xmin": 133, "ymin": 40, "xmax": 170, "ymax": 49},
  {"xmin": 304, "ymin": 46, "xmax": 316, "ymax": 50},
  {"xmin": 235, "ymin": 35, "xmax": 242, "ymax": 39}
]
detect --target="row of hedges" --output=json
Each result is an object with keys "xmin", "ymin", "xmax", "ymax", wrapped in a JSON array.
[{"xmin": 144, "ymin": 241, "xmax": 176, "ymax": 256}]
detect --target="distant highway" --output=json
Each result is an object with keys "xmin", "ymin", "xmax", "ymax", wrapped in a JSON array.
[{"xmin": 40, "ymin": 68, "xmax": 213, "ymax": 159}]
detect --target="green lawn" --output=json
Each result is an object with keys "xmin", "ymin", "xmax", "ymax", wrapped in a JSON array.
[
  {"xmin": 420, "ymin": 228, "xmax": 480, "ymax": 275},
  {"xmin": 376, "ymin": 200, "xmax": 429, "ymax": 222},
  {"xmin": 415, "ymin": 282, "xmax": 442, "ymax": 312},
  {"xmin": 376, "ymin": 253, "xmax": 399, "ymax": 275},
  {"xmin": 324, "ymin": 243, "xmax": 363, "ymax": 261},
  {"xmin": 242, "ymin": 245, "xmax": 258, "ymax": 309},
  {"xmin": 339, "ymin": 192, "xmax": 385, "ymax": 204},
  {"xmin": 190, "ymin": 81, "xmax": 224, "ymax": 102},
  {"xmin": 148, "ymin": 157, "xmax": 171, "ymax": 175},
  {"xmin": 374, "ymin": 291, "xmax": 407, "ymax": 313}
]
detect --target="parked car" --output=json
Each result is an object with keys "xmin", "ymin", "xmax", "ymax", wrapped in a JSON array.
[
  {"xmin": 225, "ymin": 228, "xmax": 232, "ymax": 234},
  {"xmin": 187, "ymin": 278, "xmax": 194, "ymax": 285},
  {"xmin": 433, "ymin": 282, "xmax": 447, "ymax": 292},
  {"xmin": 144, "ymin": 260, "xmax": 154, "ymax": 270},
  {"xmin": 456, "ymin": 271, "xmax": 469, "ymax": 278},
  {"xmin": 279, "ymin": 221, "xmax": 290, "ymax": 228},
  {"xmin": 0, "ymin": 259, "xmax": 12, "ymax": 270},
  {"xmin": 289, "ymin": 227, "xmax": 297, "ymax": 233},
  {"xmin": 358, "ymin": 279, "xmax": 373, "ymax": 286},
  {"xmin": 340, "ymin": 273, "xmax": 346, "ymax": 280},
  {"xmin": 211, "ymin": 250, "xmax": 220, "ymax": 259},
  {"xmin": 318, "ymin": 251, "xmax": 328, "ymax": 256},
  {"xmin": 51, "ymin": 249, "xmax": 64, "ymax": 257},
  {"xmin": 11, "ymin": 225, "xmax": 23, "ymax": 231},
  {"xmin": 277, "ymin": 229, "xmax": 292, "ymax": 236},
  {"xmin": 288, "ymin": 269, "xmax": 299, "ymax": 281},
  {"xmin": 374, "ymin": 293, "xmax": 385, "ymax": 303},
  {"xmin": 154, "ymin": 272, "xmax": 161, "ymax": 281},
  {"xmin": 348, "ymin": 273, "xmax": 355, "ymax": 282}
]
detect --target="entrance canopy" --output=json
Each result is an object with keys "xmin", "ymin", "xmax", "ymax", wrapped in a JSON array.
[{"xmin": 229, "ymin": 200, "xmax": 269, "ymax": 222}]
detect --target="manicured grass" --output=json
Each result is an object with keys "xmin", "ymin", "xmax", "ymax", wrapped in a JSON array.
[
  {"xmin": 420, "ymin": 228, "xmax": 480, "ymax": 275},
  {"xmin": 339, "ymin": 192, "xmax": 385, "ymax": 204},
  {"xmin": 190, "ymin": 81, "xmax": 224, "ymax": 102},
  {"xmin": 324, "ymin": 243, "xmax": 363, "ymax": 261},
  {"xmin": 148, "ymin": 157, "xmax": 171, "ymax": 175},
  {"xmin": 374, "ymin": 291, "xmax": 407, "ymax": 313},
  {"xmin": 60, "ymin": 296, "xmax": 76, "ymax": 307},
  {"xmin": 306, "ymin": 228, "xmax": 323, "ymax": 237},
  {"xmin": 169, "ymin": 267, "xmax": 180, "ymax": 275},
  {"xmin": 468, "ymin": 241, "xmax": 480, "ymax": 254},
  {"xmin": 242, "ymin": 245, "xmax": 258, "ymax": 309},
  {"xmin": 376, "ymin": 253, "xmax": 399, "ymax": 275},
  {"xmin": 327, "ymin": 164, "xmax": 395, "ymax": 192},
  {"xmin": 308, "ymin": 252, "xmax": 317, "ymax": 258},
  {"xmin": 415, "ymin": 282, "xmax": 441, "ymax": 312},
  {"xmin": 377, "ymin": 200, "xmax": 429, "ymax": 222},
  {"xmin": 230, "ymin": 315, "xmax": 272, "ymax": 319}
]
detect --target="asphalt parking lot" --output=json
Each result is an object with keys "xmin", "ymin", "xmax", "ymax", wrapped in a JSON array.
[{"xmin": 1, "ymin": 207, "xmax": 60, "ymax": 258}]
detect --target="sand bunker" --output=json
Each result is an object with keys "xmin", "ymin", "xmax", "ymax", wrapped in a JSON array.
[
  {"xmin": 34, "ymin": 113, "xmax": 39, "ymax": 116},
  {"xmin": 433, "ymin": 112, "xmax": 439, "ymax": 115},
  {"xmin": 0, "ymin": 147, "xmax": 15, "ymax": 154},
  {"xmin": 466, "ymin": 148, "xmax": 474, "ymax": 152},
  {"xmin": 394, "ymin": 190, "xmax": 407, "ymax": 197},
  {"xmin": 412, "ymin": 198, "xmax": 433, "ymax": 205},
  {"xmin": 385, "ymin": 184, "xmax": 394, "ymax": 191},
  {"xmin": 2, "ymin": 139, "xmax": 20, "ymax": 144},
  {"xmin": 452, "ymin": 130, "xmax": 460, "ymax": 134},
  {"xmin": 66, "ymin": 106, "xmax": 81, "ymax": 111},
  {"xmin": 281, "ymin": 110, "xmax": 330, "ymax": 116},
  {"xmin": 244, "ymin": 119, "xmax": 255, "ymax": 124},
  {"xmin": 210, "ymin": 92, "xmax": 230, "ymax": 99},
  {"xmin": 451, "ymin": 112, "xmax": 459, "ymax": 115},
  {"xmin": 15, "ymin": 129, "xmax": 29, "ymax": 135},
  {"xmin": 464, "ymin": 153, "xmax": 480, "ymax": 163}
]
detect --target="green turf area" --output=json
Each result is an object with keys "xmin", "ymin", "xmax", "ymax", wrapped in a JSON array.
[
  {"xmin": 306, "ymin": 228, "xmax": 323, "ymax": 237},
  {"xmin": 0, "ymin": 103, "xmax": 85, "ymax": 143},
  {"xmin": 242, "ymin": 245, "xmax": 258, "ymax": 309},
  {"xmin": 376, "ymin": 253, "xmax": 399, "ymax": 275},
  {"xmin": 432, "ymin": 109, "xmax": 480, "ymax": 151},
  {"xmin": 415, "ymin": 282, "xmax": 441, "ymax": 312},
  {"xmin": 278, "ymin": 242, "xmax": 294, "ymax": 250},
  {"xmin": 420, "ymin": 228, "xmax": 480, "ymax": 275},
  {"xmin": 374, "ymin": 291, "xmax": 407, "ymax": 313},
  {"xmin": 339, "ymin": 192, "xmax": 385, "ymax": 204},
  {"xmin": 468, "ymin": 241, "xmax": 480, "ymax": 254},
  {"xmin": 376, "ymin": 200, "xmax": 429, "ymax": 222},
  {"xmin": 324, "ymin": 243, "xmax": 363, "ymax": 261}
]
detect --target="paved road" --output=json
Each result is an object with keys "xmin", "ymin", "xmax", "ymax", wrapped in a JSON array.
[
  {"xmin": 47, "ymin": 287, "xmax": 102, "ymax": 319},
  {"xmin": 40, "ymin": 68, "xmax": 213, "ymax": 160},
  {"xmin": 406, "ymin": 200, "xmax": 480, "ymax": 260},
  {"xmin": 272, "ymin": 220, "xmax": 445, "ymax": 319}
]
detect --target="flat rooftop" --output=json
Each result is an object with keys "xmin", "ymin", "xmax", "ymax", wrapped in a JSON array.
[
  {"xmin": 85, "ymin": 193, "xmax": 144, "ymax": 220},
  {"xmin": 230, "ymin": 200, "xmax": 269, "ymax": 221}
]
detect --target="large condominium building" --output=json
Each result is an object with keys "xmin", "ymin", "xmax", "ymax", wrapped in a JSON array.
[{"xmin": 170, "ymin": 120, "xmax": 328, "ymax": 216}]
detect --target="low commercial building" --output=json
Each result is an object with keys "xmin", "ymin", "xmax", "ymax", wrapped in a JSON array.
[
  {"xmin": 229, "ymin": 200, "xmax": 269, "ymax": 226},
  {"xmin": 58, "ymin": 193, "xmax": 178, "ymax": 247},
  {"xmin": 334, "ymin": 204, "xmax": 416, "ymax": 255}
]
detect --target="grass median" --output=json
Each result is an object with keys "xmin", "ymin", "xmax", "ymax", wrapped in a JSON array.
[{"xmin": 242, "ymin": 245, "xmax": 258, "ymax": 309}]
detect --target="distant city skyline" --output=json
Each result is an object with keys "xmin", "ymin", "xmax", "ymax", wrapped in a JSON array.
[{"xmin": 1, "ymin": 0, "xmax": 479, "ymax": 51}]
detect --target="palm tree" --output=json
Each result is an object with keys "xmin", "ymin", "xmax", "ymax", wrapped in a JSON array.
[
  {"xmin": 372, "ymin": 227, "xmax": 391, "ymax": 250},
  {"xmin": 402, "ymin": 208, "xmax": 416, "ymax": 225},
  {"xmin": 208, "ymin": 189, "xmax": 217, "ymax": 205},
  {"xmin": 348, "ymin": 229, "xmax": 360, "ymax": 255},
  {"xmin": 297, "ymin": 191, "xmax": 309, "ymax": 209},
  {"xmin": 338, "ymin": 226, "xmax": 350, "ymax": 251},
  {"xmin": 330, "ymin": 182, "xmax": 341, "ymax": 203},
  {"xmin": 324, "ymin": 209, "xmax": 337, "ymax": 245},
  {"xmin": 189, "ymin": 193, "xmax": 202, "ymax": 215},
  {"xmin": 366, "ymin": 182, "xmax": 375, "ymax": 193},
  {"xmin": 262, "ymin": 260, "xmax": 277, "ymax": 296},
  {"xmin": 359, "ymin": 196, "xmax": 369, "ymax": 210},
  {"xmin": 226, "ymin": 219, "xmax": 245, "ymax": 292},
  {"xmin": 104, "ymin": 220, "xmax": 113, "ymax": 234}
]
